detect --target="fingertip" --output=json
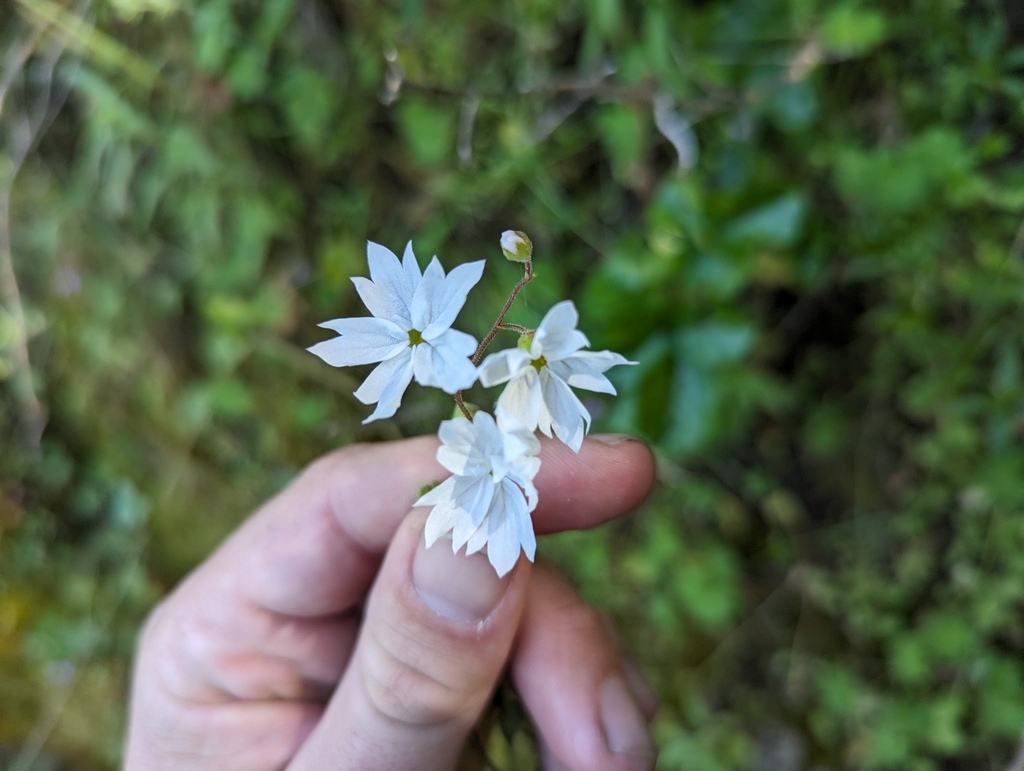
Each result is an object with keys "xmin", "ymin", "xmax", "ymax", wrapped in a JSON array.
[
  {"xmin": 513, "ymin": 566, "xmax": 657, "ymax": 771},
  {"xmin": 620, "ymin": 657, "xmax": 658, "ymax": 721},
  {"xmin": 534, "ymin": 434, "xmax": 656, "ymax": 534}
]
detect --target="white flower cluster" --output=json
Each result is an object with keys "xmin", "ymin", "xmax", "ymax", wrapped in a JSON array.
[{"xmin": 310, "ymin": 235, "xmax": 632, "ymax": 575}]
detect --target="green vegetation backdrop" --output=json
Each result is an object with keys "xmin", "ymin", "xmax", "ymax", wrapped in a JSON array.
[{"xmin": 2, "ymin": 0, "xmax": 1024, "ymax": 768}]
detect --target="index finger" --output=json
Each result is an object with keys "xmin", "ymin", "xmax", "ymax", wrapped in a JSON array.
[{"xmin": 198, "ymin": 433, "xmax": 655, "ymax": 617}]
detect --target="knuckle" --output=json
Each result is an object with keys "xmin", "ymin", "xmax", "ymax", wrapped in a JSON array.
[
  {"xmin": 146, "ymin": 595, "xmax": 234, "ymax": 701},
  {"xmin": 361, "ymin": 624, "xmax": 478, "ymax": 728}
]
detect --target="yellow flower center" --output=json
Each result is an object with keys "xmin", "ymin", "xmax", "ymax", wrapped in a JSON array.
[
  {"xmin": 531, "ymin": 355, "xmax": 547, "ymax": 372},
  {"xmin": 408, "ymin": 329, "xmax": 424, "ymax": 346}
]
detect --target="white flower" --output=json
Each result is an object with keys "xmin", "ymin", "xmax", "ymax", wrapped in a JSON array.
[
  {"xmin": 478, "ymin": 300, "xmax": 633, "ymax": 452},
  {"xmin": 308, "ymin": 241, "xmax": 484, "ymax": 423},
  {"xmin": 415, "ymin": 411, "xmax": 541, "ymax": 577}
]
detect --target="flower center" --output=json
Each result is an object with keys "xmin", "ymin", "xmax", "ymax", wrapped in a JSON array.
[
  {"xmin": 489, "ymin": 454, "xmax": 510, "ymax": 483},
  {"xmin": 531, "ymin": 355, "xmax": 547, "ymax": 372},
  {"xmin": 408, "ymin": 328, "xmax": 424, "ymax": 346}
]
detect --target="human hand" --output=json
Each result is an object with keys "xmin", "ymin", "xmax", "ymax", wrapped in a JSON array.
[{"xmin": 124, "ymin": 434, "xmax": 658, "ymax": 771}]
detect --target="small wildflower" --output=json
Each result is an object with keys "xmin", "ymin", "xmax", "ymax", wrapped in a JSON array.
[
  {"xmin": 308, "ymin": 241, "xmax": 484, "ymax": 423},
  {"xmin": 415, "ymin": 411, "xmax": 540, "ymax": 577},
  {"xmin": 478, "ymin": 300, "xmax": 634, "ymax": 452}
]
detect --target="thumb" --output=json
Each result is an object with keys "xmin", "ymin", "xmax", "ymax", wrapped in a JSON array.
[{"xmin": 288, "ymin": 508, "xmax": 529, "ymax": 771}]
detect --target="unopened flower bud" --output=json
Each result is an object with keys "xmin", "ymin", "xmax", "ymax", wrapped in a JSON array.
[{"xmin": 501, "ymin": 230, "xmax": 533, "ymax": 263}]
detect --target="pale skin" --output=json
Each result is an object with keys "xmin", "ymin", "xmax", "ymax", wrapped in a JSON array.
[{"xmin": 124, "ymin": 434, "xmax": 659, "ymax": 771}]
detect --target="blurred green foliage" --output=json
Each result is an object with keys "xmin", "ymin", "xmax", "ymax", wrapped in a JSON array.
[{"xmin": 3, "ymin": 0, "xmax": 1024, "ymax": 768}]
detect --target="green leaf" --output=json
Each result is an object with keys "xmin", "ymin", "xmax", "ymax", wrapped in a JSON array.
[
  {"xmin": 193, "ymin": 0, "xmax": 239, "ymax": 73},
  {"xmin": 678, "ymin": 323, "xmax": 756, "ymax": 368},
  {"xmin": 722, "ymin": 192, "xmax": 806, "ymax": 247},
  {"xmin": 278, "ymin": 65, "xmax": 337, "ymax": 149},
  {"xmin": 821, "ymin": 4, "xmax": 888, "ymax": 57},
  {"xmin": 595, "ymin": 103, "xmax": 645, "ymax": 181},
  {"xmin": 396, "ymin": 98, "xmax": 455, "ymax": 166},
  {"xmin": 673, "ymin": 541, "xmax": 741, "ymax": 630}
]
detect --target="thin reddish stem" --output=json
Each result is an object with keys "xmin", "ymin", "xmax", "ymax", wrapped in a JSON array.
[
  {"xmin": 454, "ymin": 391, "xmax": 473, "ymax": 420},
  {"xmin": 453, "ymin": 260, "xmax": 535, "ymax": 417},
  {"xmin": 471, "ymin": 259, "xmax": 533, "ymax": 366}
]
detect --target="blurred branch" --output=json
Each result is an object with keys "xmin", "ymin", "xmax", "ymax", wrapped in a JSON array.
[
  {"xmin": 0, "ymin": 31, "xmax": 51, "ymax": 450},
  {"xmin": 0, "ymin": 0, "xmax": 91, "ymax": 449},
  {"xmin": 1009, "ymin": 214, "xmax": 1024, "ymax": 262},
  {"xmin": 395, "ymin": 36, "xmax": 828, "ymax": 191},
  {"xmin": 15, "ymin": 0, "xmax": 158, "ymax": 88},
  {"xmin": 457, "ymin": 90, "xmax": 479, "ymax": 168},
  {"xmin": 654, "ymin": 92, "xmax": 699, "ymax": 174},
  {"xmin": 379, "ymin": 43, "xmax": 403, "ymax": 106},
  {"xmin": 400, "ymin": 38, "xmax": 828, "ymax": 116},
  {"xmin": 8, "ymin": 665, "xmax": 76, "ymax": 771},
  {"xmin": 0, "ymin": 26, "xmax": 46, "ymax": 120},
  {"xmin": 0, "ymin": 183, "xmax": 45, "ymax": 448}
]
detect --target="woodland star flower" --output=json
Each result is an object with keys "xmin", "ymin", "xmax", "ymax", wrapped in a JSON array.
[
  {"xmin": 415, "ymin": 410, "xmax": 540, "ymax": 577},
  {"xmin": 478, "ymin": 300, "xmax": 633, "ymax": 452},
  {"xmin": 308, "ymin": 241, "xmax": 484, "ymax": 423}
]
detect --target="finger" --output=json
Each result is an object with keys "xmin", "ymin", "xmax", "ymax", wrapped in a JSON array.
[
  {"xmin": 143, "ymin": 600, "xmax": 361, "ymax": 703},
  {"xmin": 288, "ymin": 510, "xmax": 530, "ymax": 771},
  {"xmin": 208, "ymin": 433, "xmax": 655, "ymax": 618},
  {"xmin": 532, "ymin": 435, "xmax": 656, "ymax": 535},
  {"xmin": 124, "ymin": 687, "xmax": 323, "ymax": 771},
  {"xmin": 513, "ymin": 565, "xmax": 658, "ymax": 771}
]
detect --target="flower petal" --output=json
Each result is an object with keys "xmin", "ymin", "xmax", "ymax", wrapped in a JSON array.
[
  {"xmin": 355, "ymin": 350, "xmax": 415, "ymax": 423},
  {"xmin": 435, "ymin": 411, "xmax": 504, "ymax": 476},
  {"xmin": 351, "ymin": 277, "xmax": 412, "ymax": 328},
  {"xmin": 431, "ymin": 327, "xmax": 477, "ymax": 358},
  {"xmin": 478, "ymin": 348, "xmax": 532, "ymax": 387},
  {"xmin": 410, "ymin": 256, "xmax": 446, "ymax": 331},
  {"xmin": 537, "ymin": 369, "xmax": 591, "ymax": 452},
  {"xmin": 504, "ymin": 478, "xmax": 537, "ymax": 562},
  {"xmin": 464, "ymin": 516, "xmax": 489, "ymax": 556},
  {"xmin": 421, "ymin": 260, "xmax": 486, "ymax": 339},
  {"xmin": 534, "ymin": 300, "xmax": 590, "ymax": 361},
  {"xmin": 424, "ymin": 506, "xmax": 459, "ymax": 548},
  {"xmin": 367, "ymin": 241, "xmax": 418, "ymax": 310},
  {"xmin": 416, "ymin": 476, "xmax": 455, "ymax": 508},
  {"xmin": 495, "ymin": 369, "xmax": 543, "ymax": 431},
  {"xmin": 549, "ymin": 350, "xmax": 633, "ymax": 394},
  {"xmin": 309, "ymin": 317, "xmax": 408, "ymax": 367},
  {"xmin": 437, "ymin": 439, "xmax": 489, "ymax": 479},
  {"xmin": 436, "ymin": 419, "xmax": 479, "ymax": 468},
  {"xmin": 420, "ymin": 479, "xmax": 459, "ymax": 547},
  {"xmin": 457, "ymin": 475, "xmax": 495, "ymax": 529},
  {"xmin": 412, "ymin": 337, "xmax": 479, "ymax": 394},
  {"xmin": 453, "ymin": 479, "xmax": 495, "ymax": 552},
  {"xmin": 402, "ymin": 241, "xmax": 423, "ymax": 287},
  {"xmin": 486, "ymin": 483, "xmax": 528, "ymax": 577},
  {"xmin": 423, "ymin": 474, "xmax": 492, "ymax": 551},
  {"xmin": 500, "ymin": 422, "xmax": 541, "ymax": 460}
]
